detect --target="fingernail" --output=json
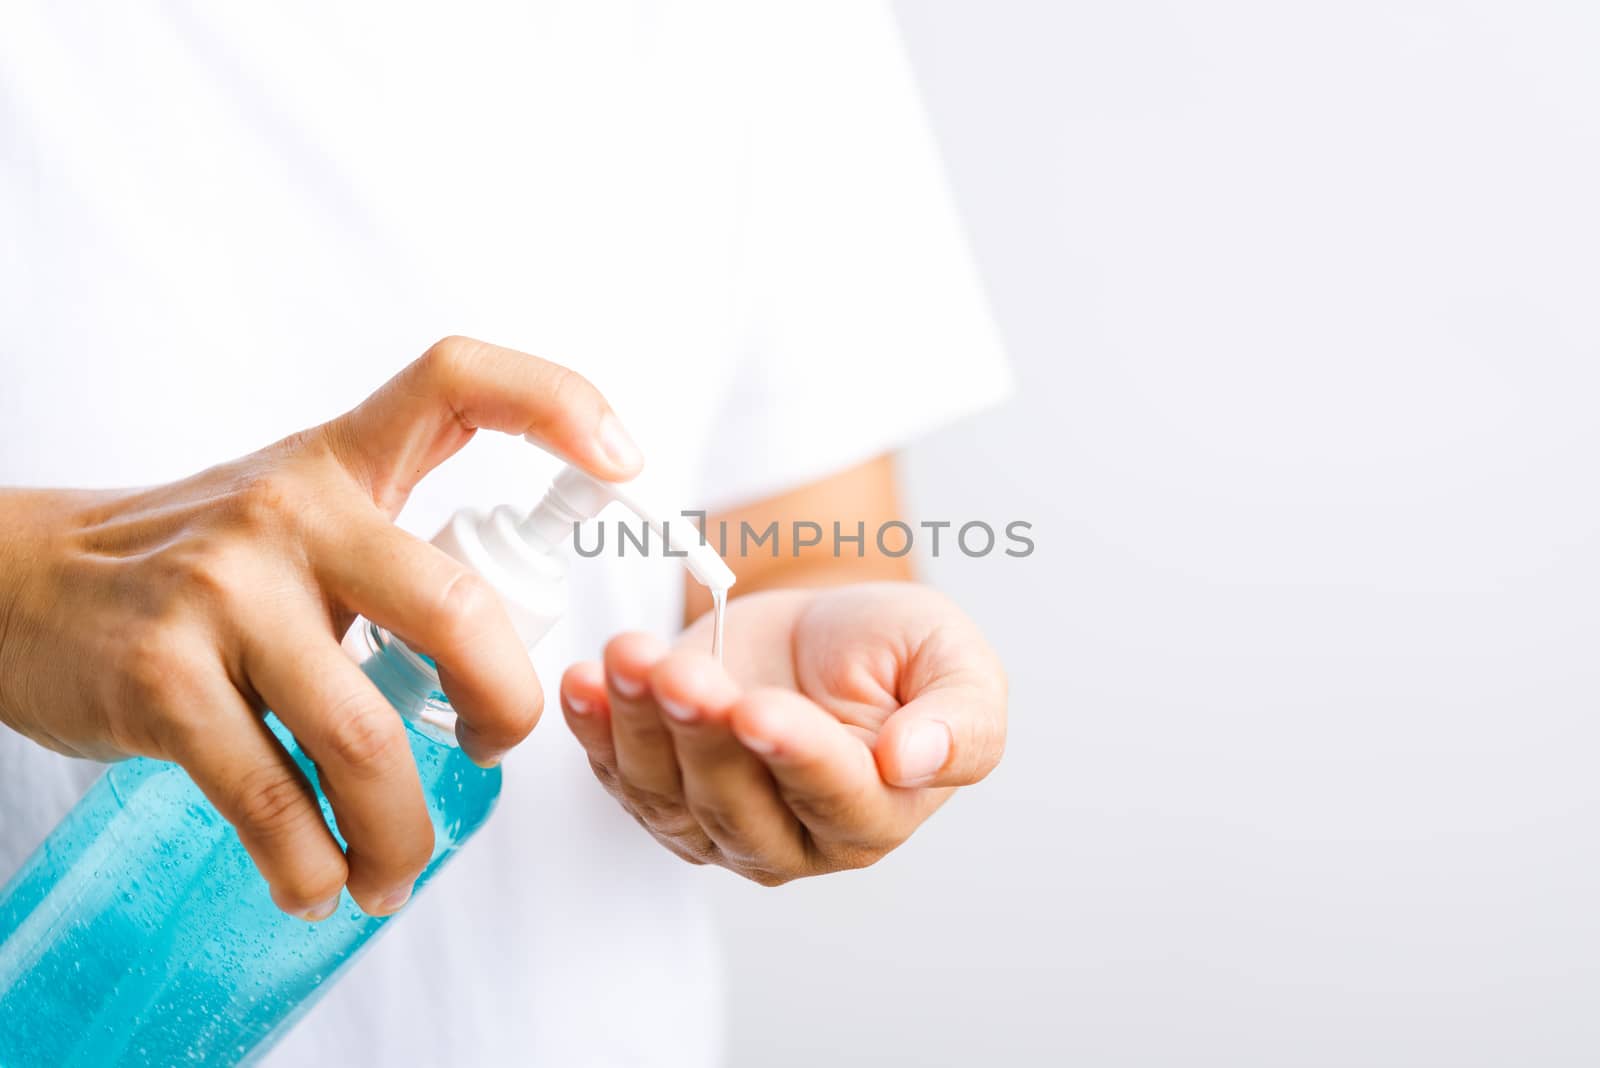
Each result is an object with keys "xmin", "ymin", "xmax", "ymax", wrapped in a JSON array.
[
  {"xmin": 302, "ymin": 894, "xmax": 341, "ymax": 923},
  {"xmin": 734, "ymin": 722, "xmax": 777, "ymax": 755},
  {"xmin": 378, "ymin": 884, "xmax": 413, "ymax": 915},
  {"xmin": 455, "ymin": 722, "xmax": 503, "ymax": 767},
  {"xmin": 597, "ymin": 412, "xmax": 644, "ymax": 473},
  {"xmin": 565, "ymin": 691, "xmax": 593, "ymax": 716},
  {"xmin": 897, "ymin": 721, "xmax": 952, "ymax": 784},
  {"xmin": 659, "ymin": 696, "xmax": 697, "ymax": 723},
  {"xmin": 610, "ymin": 671, "xmax": 645, "ymax": 699}
]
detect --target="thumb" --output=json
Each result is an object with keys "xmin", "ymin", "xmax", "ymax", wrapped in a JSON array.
[
  {"xmin": 873, "ymin": 678, "xmax": 1008, "ymax": 789},
  {"xmin": 324, "ymin": 336, "xmax": 644, "ymax": 512}
]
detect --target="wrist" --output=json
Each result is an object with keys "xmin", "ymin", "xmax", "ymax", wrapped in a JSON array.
[
  {"xmin": 0, "ymin": 490, "xmax": 31, "ymax": 720},
  {"xmin": 0, "ymin": 488, "xmax": 83, "ymax": 720},
  {"xmin": 0, "ymin": 488, "xmax": 33, "ymax": 637}
]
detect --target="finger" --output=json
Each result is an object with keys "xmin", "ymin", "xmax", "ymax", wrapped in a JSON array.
[
  {"xmin": 650, "ymin": 652, "xmax": 808, "ymax": 879},
  {"xmin": 244, "ymin": 626, "xmax": 433, "ymax": 917},
  {"xmin": 729, "ymin": 688, "xmax": 907, "ymax": 845},
  {"xmin": 561, "ymin": 661, "xmax": 618, "ymax": 787},
  {"xmin": 568, "ymin": 651, "xmax": 714, "ymax": 865},
  {"xmin": 603, "ymin": 633, "xmax": 719, "ymax": 859},
  {"xmin": 316, "ymin": 510, "xmax": 541, "ymax": 766},
  {"xmin": 603, "ymin": 633, "xmax": 681, "ymax": 800},
  {"xmin": 874, "ymin": 680, "xmax": 1008, "ymax": 789},
  {"xmin": 325, "ymin": 336, "xmax": 643, "ymax": 509},
  {"xmin": 164, "ymin": 675, "xmax": 349, "ymax": 922}
]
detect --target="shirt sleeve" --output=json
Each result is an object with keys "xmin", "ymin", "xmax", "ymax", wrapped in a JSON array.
[{"xmin": 697, "ymin": 1, "xmax": 1012, "ymax": 512}]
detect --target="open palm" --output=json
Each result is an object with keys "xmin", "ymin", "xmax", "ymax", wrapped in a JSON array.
[{"xmin": 560, "ymin": 582, "xmax": 1007, "ymax": 883}]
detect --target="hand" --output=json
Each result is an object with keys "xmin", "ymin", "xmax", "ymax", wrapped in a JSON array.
[
  {"xmin": 0, "ymin": 336, "xmax": 642, "ymax": 918},
  {"xmin": 560, "ymin": 582, "xmax": 1007, "ymax": 884}
]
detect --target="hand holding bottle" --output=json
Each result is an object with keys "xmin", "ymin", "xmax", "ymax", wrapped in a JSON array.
[
  {"xmin": 559, "ymin": 582, "xmax": 1007, "ymax": 883},
  {"xmin": 0, "ymin": 336, "xmax": 642, "ymax": 918}
]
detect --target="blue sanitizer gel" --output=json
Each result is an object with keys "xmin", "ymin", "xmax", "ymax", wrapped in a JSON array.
[{"xmin": 0, "ymin": 623, "xmax": 500, "ymax": 1067}]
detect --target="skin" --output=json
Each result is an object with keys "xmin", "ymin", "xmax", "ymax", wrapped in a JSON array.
[
  {"xmin": 0, "ymin": 337, "xmax": 1008, "ymax": 914},
  {"xmin": 561, "ymin": 456, "xmax": 1008, "ymax": 885},
  {"xmin": 0, "ymin": 336, "xmax": 643, "ymax": 920}
]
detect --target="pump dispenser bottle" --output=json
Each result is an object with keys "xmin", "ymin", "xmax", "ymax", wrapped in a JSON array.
[{"xmin": 0, "ymin": 460, "xmax": 732, "ymax": 1068}]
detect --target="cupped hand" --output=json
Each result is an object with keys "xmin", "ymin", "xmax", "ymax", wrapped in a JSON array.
[
  {"xmin": 560, "ymin": 583, "xmax": 1007, "ymax": 884},
  {"xmin": 0, "ymin": 337, "xmax": 641, "ymax": 918}
]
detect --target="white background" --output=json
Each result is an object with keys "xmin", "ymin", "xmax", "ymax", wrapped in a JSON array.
[{"xmin": 709, "ymin": 3, "xmax": 1600, "ymax": 1065}]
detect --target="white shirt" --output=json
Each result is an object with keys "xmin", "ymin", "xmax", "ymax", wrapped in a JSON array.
[{"xmin": 0, "ymin": 3, "xmax": 1008, "ymax": 1064}]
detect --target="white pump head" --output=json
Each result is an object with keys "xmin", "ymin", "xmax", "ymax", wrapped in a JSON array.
[
  {"xmin": 519, "ymin": 465, "xmax": 736, "ymax": 591},
  {"xmin": 429, "ymin": 461, "xmax": 735, "ymax": 650}
]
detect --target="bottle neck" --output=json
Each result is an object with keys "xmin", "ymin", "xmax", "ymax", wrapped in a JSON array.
[
  {"xmin": 358, "ymin": 620, "xmax": 458, "ymax": 744},
  {"xmin": 519, "ymin": 485, "xmax": 586, "ymax": 552}
]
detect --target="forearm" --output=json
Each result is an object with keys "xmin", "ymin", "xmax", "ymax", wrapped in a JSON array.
[
  {"xmin": 0, "ymin": 492, "xmax": 20, "ymax": 717},
  {"xmin": 0, "ymin": 488, "xmax": 83, "ymax": 728}
]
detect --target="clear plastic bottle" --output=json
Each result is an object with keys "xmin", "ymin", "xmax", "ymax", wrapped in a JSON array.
[
  {"xmin": 0, "ymin": 461, "xmax": 733, "ymax": 1066},
  {"xmin": 0, "ymin": 622, "xmax": 496, "ymax": 1067}
]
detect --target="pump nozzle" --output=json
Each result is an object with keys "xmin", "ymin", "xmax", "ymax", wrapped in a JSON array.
[
  {"xmin": 522, "ymin": 465, "xmax": 736, "ymax": 592},
  {"xmin": 428, "ymin": 460, "xmax": 735, "ymax": 652}
]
